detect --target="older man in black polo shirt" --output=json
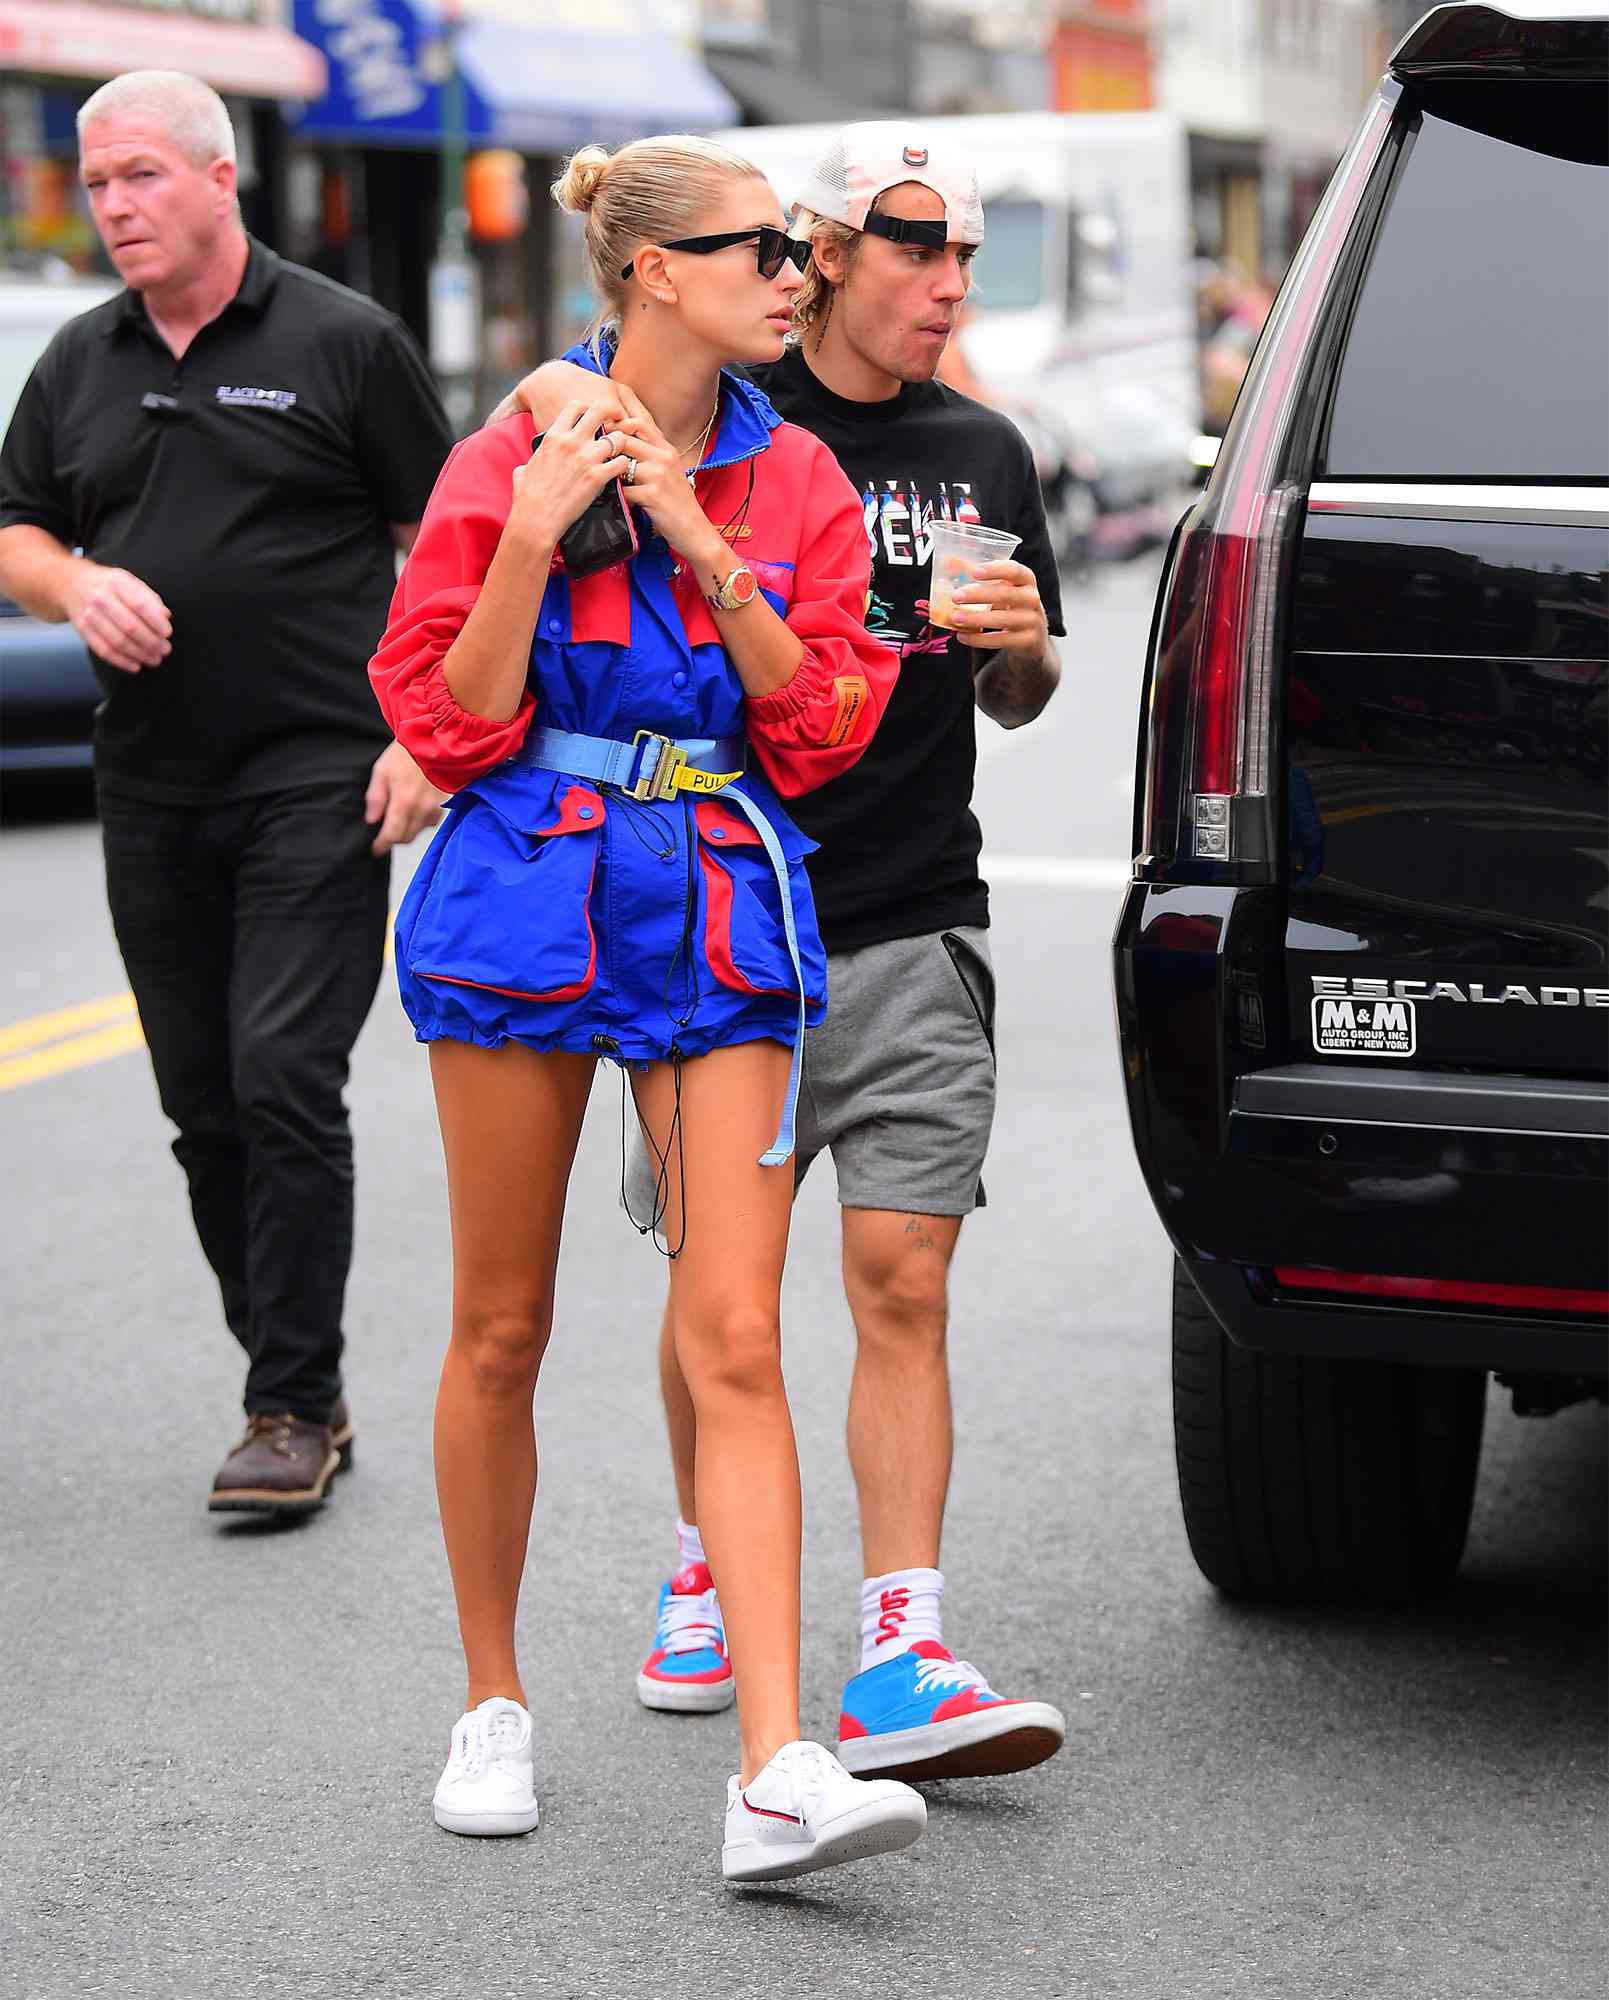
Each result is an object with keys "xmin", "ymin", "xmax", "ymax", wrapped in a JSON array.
[{"xmin": 0, "ymin": 70, "xmax": 454, "ymax": 1518}]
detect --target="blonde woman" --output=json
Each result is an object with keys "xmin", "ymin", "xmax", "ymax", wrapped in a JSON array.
[
  {"xmin": 369, "ymin": 136, "xmax": 919, "ymax": 1883},
  {"xmin": 508, "ymin": 124, "xmax": 1068, "ymax": 1792}
]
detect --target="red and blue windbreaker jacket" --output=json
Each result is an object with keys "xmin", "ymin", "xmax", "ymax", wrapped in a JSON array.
[{"xmin": 369, "ymin": 362, "xmax": 899, "ymax": 1078}]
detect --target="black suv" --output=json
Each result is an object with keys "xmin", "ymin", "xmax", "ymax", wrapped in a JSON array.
[{"xmin": 1115, "ymin": 2, "xmax": 1608, "ymax": 1605}]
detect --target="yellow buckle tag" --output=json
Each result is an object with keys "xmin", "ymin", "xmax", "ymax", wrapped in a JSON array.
[{"xmin": 679, "ymin": 765, "xmax": 740, "ymax": 796}]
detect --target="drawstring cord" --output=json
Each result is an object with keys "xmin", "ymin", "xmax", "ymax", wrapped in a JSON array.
[
  {"xmin": 622, "ymin": 1045, "xmax": 688, "ymax": 1261},
  {"xmin": 607, "ymin": 793, "xmax": 699, "ymax": 1261},
  {"xmin": 597, "ymin": 1037, "xmax": 686, "ymax": 1262}
]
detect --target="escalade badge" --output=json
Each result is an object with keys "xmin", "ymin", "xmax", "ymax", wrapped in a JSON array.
[
  {"xmin": 1312, "ymin": 995, "xmax": 1416, "ymax": 1057},
  {"xmin": 1312, "ymin": 976, "xmax": 1608, "ymax": 1008}
]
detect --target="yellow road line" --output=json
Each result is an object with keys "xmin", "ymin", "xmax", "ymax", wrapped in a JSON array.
[
  {"xmin": 0, "ymin": 989, "xmax": 138, "ymax": 1058},
  {"xmin": 0, "ymin": 1019, "xmax": 146, "ymax": 1092},
  {"xmin": 3, "ymin": 913, "xmax": 397, "ymax": 1093}
]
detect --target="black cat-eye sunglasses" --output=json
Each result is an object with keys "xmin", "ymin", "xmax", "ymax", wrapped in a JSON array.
[{"xmin": 622, "ymin": 226, "xmax": 812, "ymax": 284}]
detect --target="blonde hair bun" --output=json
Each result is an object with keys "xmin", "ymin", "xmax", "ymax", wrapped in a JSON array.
[{"xmin": 552, "ymin": 146, "xmax": 612, "ymax": 215}]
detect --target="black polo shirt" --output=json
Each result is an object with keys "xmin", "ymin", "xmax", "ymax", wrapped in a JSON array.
[{"xmin": 0, "ymin": 238, "xmax": 453, "ymax": 800}]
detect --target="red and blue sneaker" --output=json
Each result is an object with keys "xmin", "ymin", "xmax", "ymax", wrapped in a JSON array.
[
  {"xmin": 837, "ymin": 1641, "xmax": 1066, "ymax": 1780},
  {"xmin": 636, "ymin": 1561, "xmax": 736, "ymax": 1713}
]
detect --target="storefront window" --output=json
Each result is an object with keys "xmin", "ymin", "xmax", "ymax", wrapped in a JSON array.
[{"xmin": 1, "ymin": 87, "xmax": 98, "ymax": 274}]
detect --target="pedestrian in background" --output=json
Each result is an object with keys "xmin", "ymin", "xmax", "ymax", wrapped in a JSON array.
[
  {"xmin": 514, "ymin": 125, "xmax": 1068, "ymax": 1783},
  {"xmin": 371, "ymin": 134, "xmax": 923, "ymax": 1881},
  {"xmin": 0, "ymin": 71, "xmax": 453, "ymax": 1517}
]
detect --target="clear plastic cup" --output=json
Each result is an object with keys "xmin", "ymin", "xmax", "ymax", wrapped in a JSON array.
[{"xmin": 926, "ymin": 520, "xmax": 1023, "ymax": 631}]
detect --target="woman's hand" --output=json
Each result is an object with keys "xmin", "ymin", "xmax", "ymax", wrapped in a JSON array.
[
  {"xmin": 512, "ymin": 400, "xmax": 632, "ymax": 551},
  {"xmin": 607, "ymin": 385, "xmax": 729, "ymax": 579}
]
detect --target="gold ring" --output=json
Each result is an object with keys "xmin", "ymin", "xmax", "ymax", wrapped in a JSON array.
[{"xmin": 622, "ymin": 456, "xmax": 637, "ymax": 485}]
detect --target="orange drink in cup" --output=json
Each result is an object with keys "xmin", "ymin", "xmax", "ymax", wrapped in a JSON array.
[{"xmin": 927, "ymin": 520, "xmax": 1022, "ymax": 631}]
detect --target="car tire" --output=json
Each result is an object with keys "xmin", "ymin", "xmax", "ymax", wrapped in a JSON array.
[{"xmin": 1171, "ymin": 1257, "xmax": 1486, "ymax": 1606}]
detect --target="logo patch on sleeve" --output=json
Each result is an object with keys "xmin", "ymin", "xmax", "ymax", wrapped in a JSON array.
[{"xmin": 827, "ymin": 674, "xmax": 870, "ymax": 747}]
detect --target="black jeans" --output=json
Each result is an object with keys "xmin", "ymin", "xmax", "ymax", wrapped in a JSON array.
[{"xmin": 100, "ymin": 778, "xmax": 390, "ymax": 1422}]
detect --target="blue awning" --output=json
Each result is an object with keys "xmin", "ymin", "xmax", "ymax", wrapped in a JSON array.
[
  {"xmin": 457, "ymin": 20, "xmax": 737, "ymax": 151},
  {"xmin": 288, "ymin": 0, "xmax": 737, "ymax": 151}
]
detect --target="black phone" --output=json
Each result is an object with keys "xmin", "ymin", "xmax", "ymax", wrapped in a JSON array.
[{"xmin": 550, "ymin": 439, "xmax": 640, "ymax": 578}]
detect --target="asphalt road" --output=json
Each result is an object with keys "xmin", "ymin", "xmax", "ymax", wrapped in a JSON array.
[{"xmin": 2, "ymin": 557, "xmax": 1604, "ymax": 2000}]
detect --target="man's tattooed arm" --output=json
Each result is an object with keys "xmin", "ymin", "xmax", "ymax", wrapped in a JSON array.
[{"xmin": 973, "ymin": 635, "xmax": 1062, "ymax": 730}]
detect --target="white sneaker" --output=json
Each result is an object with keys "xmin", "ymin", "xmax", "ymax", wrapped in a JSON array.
[
  {"xmin": 721, "ymin": 1739, "xmax": 926, "ymax": 1884},
  {"xmin": 431, "ymin": 1697, "xmax": 540, "ymax": 1837}
]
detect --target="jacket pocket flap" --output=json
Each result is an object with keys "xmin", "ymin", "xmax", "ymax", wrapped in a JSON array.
[
  {"xmin": 694, "ymin": 798, "xmax": 763, "ymax": 848},
  {"xmin": 458, "ymin": 765, "xmax": 604, "ymax": 838},
  {"xmin": 531, "ymin": 783, "xmax": 606, "ymax": 837}
]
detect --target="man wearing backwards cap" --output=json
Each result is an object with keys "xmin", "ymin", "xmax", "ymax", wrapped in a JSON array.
[{"xmin": 511, "ymin": 122, "xmax": 1066, "ymax": 1782}]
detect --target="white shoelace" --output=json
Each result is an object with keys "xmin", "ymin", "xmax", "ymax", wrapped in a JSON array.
[
  {"xmin": 765, "ymin": 1740, "xmax": 846, "ymax": 1806},
  {"xmin": 455, "ymin": 1703, "xmax": 527, "ymax": 1780},
  {"xmin": 658, "ymin": 1584, "xmax": 723, "ymax": 1657},
  {"xmin": 912, "ymin": 1655, "xmax": 996, "ymax": 1699}
]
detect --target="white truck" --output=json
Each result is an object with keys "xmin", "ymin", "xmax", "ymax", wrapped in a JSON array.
[{"xmin": 719, "ymin": 109, "xmax": 1200, "ymax": 557}]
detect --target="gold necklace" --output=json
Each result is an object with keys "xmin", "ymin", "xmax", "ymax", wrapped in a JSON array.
[{"xmin": 673, "ymin": 394, "xmax": 720, "ymax": 461}]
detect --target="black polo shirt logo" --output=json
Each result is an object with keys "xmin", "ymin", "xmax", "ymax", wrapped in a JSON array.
[{"xmin": 215, "ymin": 384, "xmax": 297, "ymax": 412}]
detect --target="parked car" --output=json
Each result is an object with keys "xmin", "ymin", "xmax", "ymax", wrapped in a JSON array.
[
  {"xmin": 1114, "ymin": 1, "xmax": 1608, "ymax": 1605},
  {"xmin": 0, "ymin": 275, "xmax": 117, "ymax": 777},
  {"xmin": 1009, "ymin": 402, "xmax": 1098, "ymax": 582}
]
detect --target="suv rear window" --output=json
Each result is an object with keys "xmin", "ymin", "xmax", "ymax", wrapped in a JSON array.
[{"xmin": 1322, "ymin": 86, "xmax": 1609, "ymax": 482}]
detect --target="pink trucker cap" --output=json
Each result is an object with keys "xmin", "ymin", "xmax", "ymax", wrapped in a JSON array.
[{"xmin": 792, "ymin": 122, "xmax": 986, "ymax": 247}]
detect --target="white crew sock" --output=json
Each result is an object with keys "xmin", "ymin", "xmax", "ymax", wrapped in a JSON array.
[
  {"xmin": 675, "ymin": 1516, "xmax": 707, "ymax": 1576},
  {"xmin": 859, "ymin": 1566, "xmax": 945, "ymax": 1672}
]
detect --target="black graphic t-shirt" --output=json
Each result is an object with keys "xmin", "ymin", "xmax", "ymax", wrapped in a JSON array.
[{"xmin": 748, "ymin": 345, "xmax": 1065, "ymax": 954}]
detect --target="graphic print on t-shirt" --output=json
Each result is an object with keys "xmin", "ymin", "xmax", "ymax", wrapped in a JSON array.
[
  {"xmin": 861, "ymin": 477, "xmax": 982, "ymax": 654},
  {"xmin": 742, "ymin": 347, "xmax": 1065, "ymax": 954}
]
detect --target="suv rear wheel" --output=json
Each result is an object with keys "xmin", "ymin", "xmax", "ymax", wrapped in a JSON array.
[{"xmin": 1171, "ymin": 1258, "xmax": 1486, "ymax": 1605}]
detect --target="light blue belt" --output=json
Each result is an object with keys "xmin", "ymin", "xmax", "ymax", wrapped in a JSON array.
[
  {"xmin": 516, "ymin": 724, "xmax": 805, "ymax": 1167},
  {"xmin": 515, "ymin": 724, "xmax": 745, "ymax": 801}
]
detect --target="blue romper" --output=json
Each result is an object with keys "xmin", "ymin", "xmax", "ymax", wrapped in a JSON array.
[{"xmin": 370, "ymin": 366, "xmax": 898, "ymax": 1159}]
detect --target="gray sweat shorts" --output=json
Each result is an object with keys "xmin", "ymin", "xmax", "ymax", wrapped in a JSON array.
[{"xmin": 625, "ymin": 926, "xmax": 997, "ymax": 1219}]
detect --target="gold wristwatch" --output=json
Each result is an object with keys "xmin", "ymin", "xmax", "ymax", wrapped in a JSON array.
[{"xmin": 706, "ymin": 564, "xmax": 759, "ymax": 612}]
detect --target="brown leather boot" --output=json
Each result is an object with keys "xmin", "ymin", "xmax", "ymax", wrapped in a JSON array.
[
  {"xmin": 208, "ymin": 1412, "xmax": 339, "ymax": 1514},
  {"xmin": 329, "ymin": 1395, "xmax": 355, "ymax": 1475}
]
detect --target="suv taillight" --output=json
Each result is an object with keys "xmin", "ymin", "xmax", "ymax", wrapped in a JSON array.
[{"xmin": 1139, "ymin": 91, "xmax": 1396, "ymax": 873}]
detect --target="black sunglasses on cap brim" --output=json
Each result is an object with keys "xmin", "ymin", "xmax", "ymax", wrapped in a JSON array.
[{"xmin": 621, "ymin": 226, "xmax": 811, "ymax": 284}]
